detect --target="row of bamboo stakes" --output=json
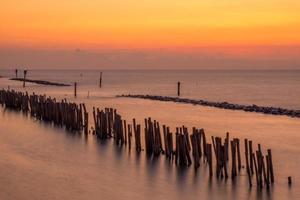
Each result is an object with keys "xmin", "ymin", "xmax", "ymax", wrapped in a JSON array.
[
  {"xmin": 0, "ymin": 89, "xmax": 277, "ymax": 188},
  {"xmin": 0, "ymin": 89, "xmax": 89, "ymax": 133}
]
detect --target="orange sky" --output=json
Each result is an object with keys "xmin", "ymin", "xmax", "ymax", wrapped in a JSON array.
[
  {"xmin": 1, "ymin": 0, "xmax": 300, "ymax": 49},
  {"xmin": 0, "ymin": 0, "xmax": 300, "ymax": 69}
]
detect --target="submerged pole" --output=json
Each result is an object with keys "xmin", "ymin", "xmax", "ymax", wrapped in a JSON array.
[{"xmin": 177, "ymin": 81, "xmax": 181, "ymax": 97}]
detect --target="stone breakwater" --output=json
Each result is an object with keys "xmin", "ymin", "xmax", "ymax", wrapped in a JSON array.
[
  {"xmin": 117, "ymin": 94, "xmax": 300, "ymax": 118},
  {"xmin": 10, "ymin": 78, "xmax": 71, "ymax": 86}
]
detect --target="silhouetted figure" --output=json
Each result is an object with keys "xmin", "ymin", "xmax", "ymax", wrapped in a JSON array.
[
  {"xmin": 23, "ymin": 70, "xmax": 27, "ymax": 88},
  {"xmin": 15, "ymin": 69, "xmax": 18, "ymax": 78}
]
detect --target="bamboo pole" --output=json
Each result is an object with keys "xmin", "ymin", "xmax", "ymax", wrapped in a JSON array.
[{"xmin": 74, "ymin": 82, "xmax": 77, "ymax": 98}]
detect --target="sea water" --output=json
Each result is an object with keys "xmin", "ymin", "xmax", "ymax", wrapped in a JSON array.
[{"xmin": 0, "ymin": 69, "xmax": 299, "ymax": 199}]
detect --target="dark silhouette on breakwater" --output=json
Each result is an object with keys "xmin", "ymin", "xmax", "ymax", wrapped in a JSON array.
[
  {"xmin": 10, "ymin": 78, "xmax": 71, "ymax": 86},
  {"xmin": 0, "ymin": 89, "xmax": 279, "ymax": 189},
  {"xmin": 117, "ymin": 94, "xmax": 300, "ymax": 118}
]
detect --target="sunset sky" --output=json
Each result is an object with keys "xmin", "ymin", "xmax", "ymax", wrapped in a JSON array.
[{"xmin": 1, "ymin": 0, "xmax": 300, "ymax": 69}]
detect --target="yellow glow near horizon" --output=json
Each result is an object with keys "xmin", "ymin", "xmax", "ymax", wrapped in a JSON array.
[{"xmin": 1, "ymin": 0, "xmax": 300, "ymax": 49}]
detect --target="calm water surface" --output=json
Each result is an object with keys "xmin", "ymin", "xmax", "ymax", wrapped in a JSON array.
[
  {"xmin": 1, "ymin": 69, "xmax": 300, "ymax": 109},
  {"xmin": 0, "ymin": 70, "xmax": 299, "ymax": 199}
]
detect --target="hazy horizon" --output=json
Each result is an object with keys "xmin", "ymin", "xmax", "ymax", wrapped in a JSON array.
[{"xmin": 1, "ymin": 45, "xmax": 300, "ymax": 70}]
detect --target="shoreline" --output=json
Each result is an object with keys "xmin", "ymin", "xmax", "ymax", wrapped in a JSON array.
[{"xmin": 117, "ymin": 94, "xmax": 300, "ymax": 118}]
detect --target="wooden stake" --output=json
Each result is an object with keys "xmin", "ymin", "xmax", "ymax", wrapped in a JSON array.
[
  {"xmin": 267, "ymin": 149, "xmax": 274, "ymax": 183},
  {"xmin": 99, "ymin": 72, "xmax": 102, "ymax": 88},
  {"xmin": 23, "ymin": 70, "xmax": 27, "ymax": 88},
  {"xmin": 253, "ymin": 152, "xmax": 259, "ymax": 186},
  {"xmin": 249, "ymin": 140, "xmax": 254, "ymax": 174},
  {"xmin": 206, "ymin": 144, "xmax": 213, "ymax": 177},
  {"xmin": 74, "ymin": 82, "xmax": 77, "ymax": 97},
  {"xmin": 288, "ymin": 177, "xmax": 292, "ymax": 185},
  {"xmin": 244, "ymin": 139, "xmax": 252, "ymax": 187},
  {"xmin": 177, "ymin": 81, "xmax": 181, "ymax": 96}
]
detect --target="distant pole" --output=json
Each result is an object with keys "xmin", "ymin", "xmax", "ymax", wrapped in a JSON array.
[
  {"xmin": 15, "ymin": 69, "xmax": 18, "ymax": 78},
  {"xmin": 99, "ymin": 72, "xmax": 102, "ymax": 88},
  {"xmin": 23, "ymin": 70, "xmax": 27, "ymax": 88},
  {"xmin": 177, "ymin": 81, "xmax": 181, "ymax": 97},
  {"xmin": 74, "ymin": 82, "xmax": 77, "ymax": 97},
  {"xmin": 288, "ymin": 176, "xmax": 292, "ymax": 185}
]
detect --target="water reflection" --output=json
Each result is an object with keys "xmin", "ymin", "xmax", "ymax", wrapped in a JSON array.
[
  {"xmin": 175, "ymin": 166, "xmax": 189, "ymax": 189},
  {"xmin": 0, "ymin": 105, "xmax": 296, "ymax": 200},
  {"xmin": 112, "ymin": 143, "xmax": 125, "ymax": 160},
  {"xmin": 144, "ymin": 156, "xmax": 160, "ymax": 184}
]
